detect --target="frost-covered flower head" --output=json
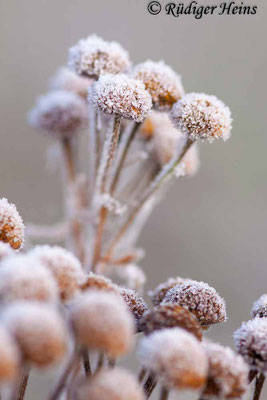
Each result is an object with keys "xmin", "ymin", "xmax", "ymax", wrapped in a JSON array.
[
  {"xmin": 29, "ymin": 245, "xmax": 85, "ymax": 302},
  {"xmin": 2, "ymin": 302, "xmax": 66, "ymax": 367},
  {"xmin": 0, "ymin": 242, "xmax": 14, "ymax": 261},
  {"xmin": 171, "ymin": 93, "xmax": 232, "ymax": 142},
  {"xmin": 50, "ymin": 67, "xmax": 93, "ymax": 99},
  {"xmin": 90, "ymin": 74, "xmax": 152, "ymax": 122},
  {"xmin": 70, "ymin": 291, "xmax": 135, "ymax": 357},
  {"xmin": 139, "ymin": 303, "xmax": 202, "ymax": 340},
  {"xmin": 0, "ymin": 254, "xmax": 59, "ymax": 304},
  {"xmin": 137, "ymin": 328, "xmax": 208, "ymax": 390},
  {"xmin": 28, "ymin": 90, "xmax": 88, "ymax": 138},
  {"xmin": 133, "ymin": 61, "xmax": 184, "ymax": 111},
  {"xmin": 251, "ymin": 294, "xmax": 267, "ymax": 318},
  {"xmin": 80, "ymin": 272, "xmax": 119, "ymax": 294},
  {"xmin": 148, "ymin": 276, "xmax": 192, "ymax": 306},
  {"xmin": 68, "ymin": 34, "xmax": 131, "ymax": 78},
  {"xmin": 234, "ymin": 318, "xmax": 267, "ymax": 373},
  {"xmin": 162, "ymin": 281, "xmax": 227, "ymax": 327},
  {"xmin": 120, "ymin": 288, "xmax": 148, "ymax": 332},
  {"xmin": 117, "ymin": 264, "xmax": 146, "ymax": 292},
  {"xmin": 202, "ymin": 342, "xmax": 249, "ymax": 399},
  {"xmin": 0, "ymin": 198, "xmax": 24, "ymax": 250},
  {"xmin": 0, "ymin": 325, "xmax": 20, "ymax": 381},
  {"xmin": 74, "ymin": 367, "xmax": 144, "ymax": 400}
]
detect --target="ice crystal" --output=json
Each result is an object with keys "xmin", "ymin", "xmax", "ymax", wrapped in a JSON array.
[
  {"xmin": 120, "ymin": 288, "xmax": 148, "ymax": 332},
  {"xmin": 0, "ymin": 198, "xmax": 24, "ymax": 250},
  {"xmin": 148, "ymin": 276, "xmax": 192, "ymax": 306},
  {"xmin": 99, "ymin": 193, "xmax": 127, "ymax": 215}
]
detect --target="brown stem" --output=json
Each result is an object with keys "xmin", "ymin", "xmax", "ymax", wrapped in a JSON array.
[
  {"xmin": 253, "ymin": 373, "xmax": 265, "ymax": 400},
  {"xmin": 108, "ymin": 357, "xmax": 116, "ymax": 368},
  {"xmin": 143, "ymin": 373, "xmax": 157, "ymax": 398},
  {"xmin": 159, "ymin": 387, "xmax": 169, "ymax": 400},
  {"xmin": 82, "ymin": 350, "xmax": 91, "ymax": 376},
  {"xmin": 11, "ymin": 368, "xmax": 30, "ymax": 400},
  {"xmin": 95, "ymin": 352, "xmax": 105, "ymax": 374},
  {"xmin": 249, "ymin": 370, "xmax": 258, "ymax": 384},
  {"xmin": 138, "ymin": 367, "xmax": 147, "ymax": 383}
]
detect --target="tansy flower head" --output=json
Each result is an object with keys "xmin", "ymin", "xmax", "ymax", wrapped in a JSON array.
[
  {"xmin": 0, "ymin": 242, "xmax": 14, "ymax": 261},
  {"xmin": 171, "ymin": 93, "xmax": 232, "ymax": 142},
  {"xmin": 0, "ymin": 198, "xmax": 24, "ymax": 250},
  {"xmin": 133, "ymin": 61, "xmax": 184, "ymax": 111},
  {"xmin": 148, "ymin": 276, "xmax": 192, "ymax": 306},
  {"xmin": 50, "ymin": 67, "xmax": 93, "ymax": 99},
  {"xmin": 251, "ymin": 294, "xmax": 267, "ymax": 318},
  {"xmin": 80, "ymin": 272, "xmax": 119, "ymax": 294},
  {"xmin": 68, "ymin": 34, "xmax": 131, "ymax": 78},
  {"xmin": 90, "ymin": 74, "xmax": 152, "ymax": 122},
  {"xmin": 120, "ymin": 288, "xmax": 149, "ymax": 332},
  {"xmin": 0, "ymin": 325, "xmax": 20, "ymax": 381}
]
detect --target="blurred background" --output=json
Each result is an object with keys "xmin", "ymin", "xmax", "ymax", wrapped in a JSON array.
[{"xmin": 0, "ymin": 0, "xmax": 266, "ymax": 398}]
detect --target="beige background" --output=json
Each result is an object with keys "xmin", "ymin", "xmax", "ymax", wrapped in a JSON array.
[{"xmin": 0, "ymin": 0, "xmax": 266, "ymax": 398}]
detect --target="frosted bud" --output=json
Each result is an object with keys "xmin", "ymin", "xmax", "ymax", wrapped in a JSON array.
[
  {"xmin": 50, "ymin": 67, "xmax": 93, "ymax": 99},
  {"xmin": 251, "ymin": 294, "xmax": 267, "ymax": 318},
  {"xmin": 0, "ymin": 198, "xmax": 24, "ymax": 250},
  {"xmin": 120, "ymin": 288, "xmax": 149, "ymax": 332},
  {"xmin": 148, "ymin": 276, "xmax": 192, "ymax": 306},
  {"xmin": 0, "ymin": 325, "xmax": 20, "ymax": 381},
  {"xmin": 0, "ymin": 242, "xmax": 14, "ymax": 261},
  {"xmin": 80, "ymin": 272, "xmax": 119, "ymax": 294}
]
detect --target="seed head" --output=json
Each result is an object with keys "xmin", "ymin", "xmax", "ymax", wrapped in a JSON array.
[
  {"xmin": 0, "ymin": 242, "xmax": 14, "ymax": 261},
  {"xmin": 68, "ymin": 34, "xmax": 131, "ymax": 78},
  {"xmin": 120, "ymin": 288, "xmax": 149, "ymax": 332},
  {"xmin": 234, "ymin": 318, "xmax": 267, "ymax": 373},
  {"xmin": 80, "ymin": 272, "xmax": 119, "ymax": 294},
  {"xmin": 74, "ymin": 367, "xmax": 144, "ymax": 400},
  {"xmin": 2, "ymin": 302, "xmax": 66, "ymax": 367},
  {"xmin": 90, "ymin": 74, "xmax": 152, "ymax": 122},
  {"xmin": 0, "ymin": 254, "xmax": 59, "ymax": 304},
  {"xmin": 139, "ymin": 303, "xmax": 202, "ymax": 340},
  {"xmin": 29, "ymin": 245, "xmax": 85, "ymax": 302},
  {"xmin": 0, "ymin": 198, "xmax": 24, "ymax": 250},
  {"xmin": 163, "ymin": 281, "xmax": 227, "ymax": 327},
  {"xmin": 50, "ymin": 67, "xmax": 93, "ymax": 99},
  {"xmin": 202, "ymin": 342, "xmax": 249, "ymax": 399},
  {"xmin": 138, "ymin": 328, "xmax": 208, "ymax": 390},
  {"xmin": 28, "ymin": 90, "xmax": 88, "ymax": 138},
  {"xmin": 171, "ymin": 93, "xmax": 232, "ymax": 142},
  {"xmin": 251, "ymin": 294, "xmax": 267, "ymax": 318},
  {"xmin": 0, "ymin": 325, "xmax": 20, "ymax": 381},
  {"xmin": 70, "ymin": 291, "xmax": 134, "ymax": 357},
  {"xmin": 148, "ymin": 276, "xmax": 191, "ymax": 306},
  {"xmin": 133, "ymin": 61, "xmax": 184, "ymax": 111}
]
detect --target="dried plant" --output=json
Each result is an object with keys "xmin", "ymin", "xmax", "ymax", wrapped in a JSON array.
[{"xmin": 0, "ymin": 33, "xmax": 265, "ymax": 400}]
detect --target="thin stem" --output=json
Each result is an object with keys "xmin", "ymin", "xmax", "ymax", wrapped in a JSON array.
[
  {"xmin": 95, "ymin": 352, "xmax": 105, "ymax": 373},
  {"xmin": 108, "ymin": 357, "xmax": 116, "ymax": 368},
  {"xmin": 138, "ymin": 367, "xmax": 147, "ymax": 383},
  {"xmin": 159, "ymin": 387, "xmax": 169, "ymax": 400},
  {"xmin": 253, "ymin": 373, "xmax": 265, "ymax": 400},
  {"xmin": 11, "ymin": 368, "xmax": 30, "ymax": 400},
  {"xmin": 82, "ymin": 350, "xmax": 91, "ymax": 377},
  {"xmin": 143, "ymin": 373, "xmax": 157, "ymax": 398},
  {"xmin": 249, "ymin": 370, "xmax": 258, "ymax": 384}
]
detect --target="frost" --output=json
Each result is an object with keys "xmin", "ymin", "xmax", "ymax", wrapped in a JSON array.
[{"xmin": 100, "ymin": 193, "xmax": 127, "ymax": 215}]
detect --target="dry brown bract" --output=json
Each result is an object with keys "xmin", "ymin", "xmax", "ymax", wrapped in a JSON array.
[{"xmin": 120, "ymin": 288, "xmax": 148, "ymax": 332}]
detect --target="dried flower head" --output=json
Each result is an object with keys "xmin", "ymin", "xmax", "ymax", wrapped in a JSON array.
[
  {"xmin": 80, "ymin": 272, "xmax": 119, "ymax": 294},
  {"xmin": 148, "ymin": 276, "xmax": 191, "ymax": 306},
  {"xmin": 74, "ymin": 367, "xmax": 144, "ymax": 400},
  {"xmin": 0, "ymin": 198, "xmax": 24, "ymax": 250},
  {"xmin": 120, "ymin": 288, "xmax": 149, "ymax": 332},
  {"xmin": 68, "ymin": 34, "xmax": 130, "ymax": 78},
  {"xmin": 90, "ymin": 74, "xmax": 152, "ymax": 122},
  {"xmin": 0, "ymin": 254, "xmax": 59, "ymax": 304},
  {"xmin": 202, "ymin": 342, "xmax": 249, "ymax": 399},
  {"xmin": 0, "ymin": 325, "xmax": 20, "ymax": 381},
  {"xmin": 251, "ymin": 294, "xmax": 267, "ymax": 318},
  {"xmin": 70, "ymin": 291, "xmax": 134, "ymax": 357},
  {"xmin": 163, "ymin": 281, "xmax": 227, "ymax": 327},
  {"xmin": 171, "ymin": 93, "xmax": 232, "ymax": 142},
  {"xmin": 28, "ymin": 90, "xmax": 88, "ymax": 138},
  {"xmin": 50, "ymin": 67, "xmax": 93, "ymax": 99},
  {"xmin": 117, "ymin": 264, "xmax": 146, "ymax": 292},
  {"xmin": 0, "ymin": 242, "xmax": 14, "ymax": 261},
  {"xmin": 133, "ymin": 61, "xmax": 184, "ymax": 111},
  {"xmin": 234, "ymin": 318, "xmax": 267, "ymax": 373},
  {"xmin": 2, "ymin": 302, "xmax": 66, "ymax": 367},
  {"xmin": 138, "ymin": 328, "xmax": 208, "ymax": 390},
  {"xmin": 29, "ymin": 245, "xmax": 85, "ymax": 302},
  {"xmin": 139, "ymin": 303, "xmax": 202, "ymax": 340}
]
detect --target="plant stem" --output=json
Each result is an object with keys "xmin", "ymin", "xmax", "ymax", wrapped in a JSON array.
[
  {"xmin": 249, "ymin": 370, "xmax": 258, "ymax": 384},
  {"xmin": 138, "ymin": 367, "xmax": 147, "ymax": 383},
  {"xmin": 253, "ymin": 373, "xmax": 265, "ymax": 400},
  {"xmin": 143, "ymin": 372, "xmax": 157, "ymax": 398},
  {"xmin": 82, "ymin": 350, "xmax": 91, "ymax": 376},
  {"xmin": 159, "ymin": 387, "xmax": 169, "ymax": 400},
  {"xmin": 108, "ymin": 357, "xmax": 116, "ymax": 368},
  {"xmin": 11, "ymin": 368, "xmax": 30, "ymax": 400},
  {"xmin": 95, "ymin": 352, "xmax": 105, "ymax": 373}
]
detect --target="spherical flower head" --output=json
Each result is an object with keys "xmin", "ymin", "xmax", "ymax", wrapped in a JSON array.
[
  {"xmin": 133, "ymin": 61, "xmax": 184, "ymax": 111},
  {"xmin": 139, "ymin": 303, "xmax": 202, "ymax": 340},
  {"xmin": 162, "ymin": 281, "xmax": 227, "ymax": 327},
  {"xmin": 171, "ymin": 93, "xmax": 232, "ymax": 142},
  {"xmin": 138, "ymin": 328, "xmax": 208, "ymax": 390},
  {"xmin": 68, "ymin": 34, "xmax": 131, "ymax": 78},
  {"xmin": 90, "ymin": 74, "xmax": 152, "ymax": 122},
  {"xmin": 202, "ymin": 342, "xmax": 249, "ymax": 399},
  {"xmin": 0, "ymin": 198, "xmax": 24, "ymax": 250},
  {"xmin": 29, "ymin": 245, "xmax": 85, "ymax": 302},
  {"xmin": 234, "ymin": 318, "xmax": 267, "ymax": 373},
  {"xmin": 50, "ymin": 67, "xmax": 93, "ymax": 99},
  {"xmin": 120, "ymin": 288, "xmax": 149, "ymax": 332},
  {"xmin": 0, "ymin": 242, "xmax": 14, "ymax": 261},
  {"xmin": 251, "ymin": 294, "xmax": 267, "ymax": 318},
  {"xmin": 148, "ymin": 276, "xmax": 192, "ymax": 306},
  {"xmin": 70, "ymin": 291, "xmax": 135, "ymax": 357},
  {"xmin": 80, "ymin": 272, "xmax": 119, "ymax": 294},
  {"xmin": 2, "ymin": 302, "xmax": 67, "ymax": 367},
  {"xmin": 0, "ymin": 254, "xmax": 59, "ymax": 304},
  {"xmin": 28, "ymin": 90, "xmax": 88, "ymax": 138},
  {"xmin": 0, "ymin": 325, "xmax": 20, "ymax": 381},
  {"xmin": 74, "ymin": 367, "xmax": 144, "ymax": 400}
]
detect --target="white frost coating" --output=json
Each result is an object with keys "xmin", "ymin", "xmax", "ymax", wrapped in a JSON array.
[
  {"xmin": 120, "ymin": 288, "xmax": 148, "ymax": 323},
  {"xmin": 251, "ymin": 294, "xmax": 267, "ymax": 318},
  {"xmin": 99, "ymin": 193, "xmax": 127, "ymax": 215},
  {"xmin": 148, "ymin": 276, "xmax": 192, "ymax": 306},
  {"xmin": 68, "ymin": 34, "xmax": 131, "ymax": 78},
  {"xmin": 0, "ymin": 242, "xmax": 14, "ymax": 261},
  {"xmin": 49, "ymin": 67, "xmax": 93, "ymax": 99},
  {"xmin": 173, "ymin": 162, "xmax": 186, "ymax": 178},
  {"xmin": 234, "ymin": 318, "xmax": 267, "ymax": 373},
  {"xmin": 171, "ymin": 93, "xmax": 232, "ymax": 142},
  {"xmin": 90, "ymin": 74, "xmax": 152, "ymax": 122},
  {"xmin": 28, "ymin": 90, "xmax": 88, "ymax": 137},
  {"xmin": 137, "ymin": 328, "xmax": 208, "ymax": 389},
  {"xmin": 0, "ymin": 198, "xmax": 24, "ymax": 250},
  {"xmin": 133, "ymin": 60, "xmax": 184, "ymax": 111}
]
